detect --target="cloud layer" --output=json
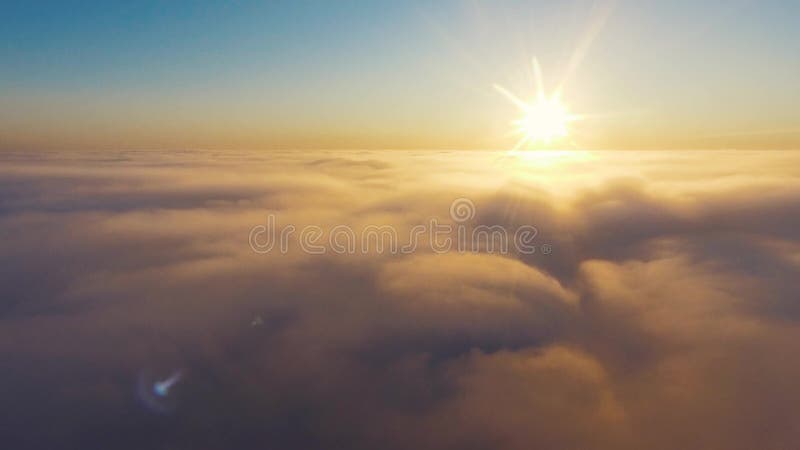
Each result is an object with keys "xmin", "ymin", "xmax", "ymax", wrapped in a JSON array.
[{"xmin": 1, "ymin": 149, "xmax": 799, "ymax": 450}]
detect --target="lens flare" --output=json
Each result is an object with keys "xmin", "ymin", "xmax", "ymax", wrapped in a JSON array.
[
  {"xmin": 153, "ymin": 371, "xmax": 182, "ymax": 397},
  {"xmin": 137, "ymin": 369, "xmax": 184, "ymax": 414}
]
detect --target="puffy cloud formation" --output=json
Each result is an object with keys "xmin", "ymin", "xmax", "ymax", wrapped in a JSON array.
[{"xmin": 1, "ymin": 149, "xmax": 799, "ymax": 450}]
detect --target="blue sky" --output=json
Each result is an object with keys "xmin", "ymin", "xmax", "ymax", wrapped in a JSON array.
[{"xmin": 2, "ymin": 0, "xmax": 798, "ymax": 150}]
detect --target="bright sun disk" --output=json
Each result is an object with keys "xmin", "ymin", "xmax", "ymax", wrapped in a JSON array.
[
  {"xmin": 516, "ymin": 94, "xmax": 571, "ymax": 143},
  {"xmin": 494, "ymin": 58, "xmax": 581, "ymax": 149}
]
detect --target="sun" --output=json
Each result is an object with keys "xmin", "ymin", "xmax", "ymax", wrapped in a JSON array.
[
  {"xmin": 516, "ymin": 94, "xmax": 571, "ymax": 143},
  {"xmin": 495, "ymin": 59, "xmax": 580, "ymax": 149}
]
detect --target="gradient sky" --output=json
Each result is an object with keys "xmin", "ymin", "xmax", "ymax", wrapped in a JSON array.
[{"xmin": 1, "ymin": 0, "xmax": 798, "ymax": 151}]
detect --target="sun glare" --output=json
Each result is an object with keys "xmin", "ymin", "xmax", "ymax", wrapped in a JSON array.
[
  {"xmin": 495, "ymin": 58, "xmax": 580, "ymax": 149},
  {"xmin": 516, "ymin": 94, "xmax": 571, "ymax": 143}
]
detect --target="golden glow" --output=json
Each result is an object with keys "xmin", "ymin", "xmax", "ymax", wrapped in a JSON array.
[
  {"xmin": 502, "ymin": 149, "xmax": 593, "ymax": 171},
  {"xmin": 510, "ymin": 149, "xmax": 590, "ymax": 163}
]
